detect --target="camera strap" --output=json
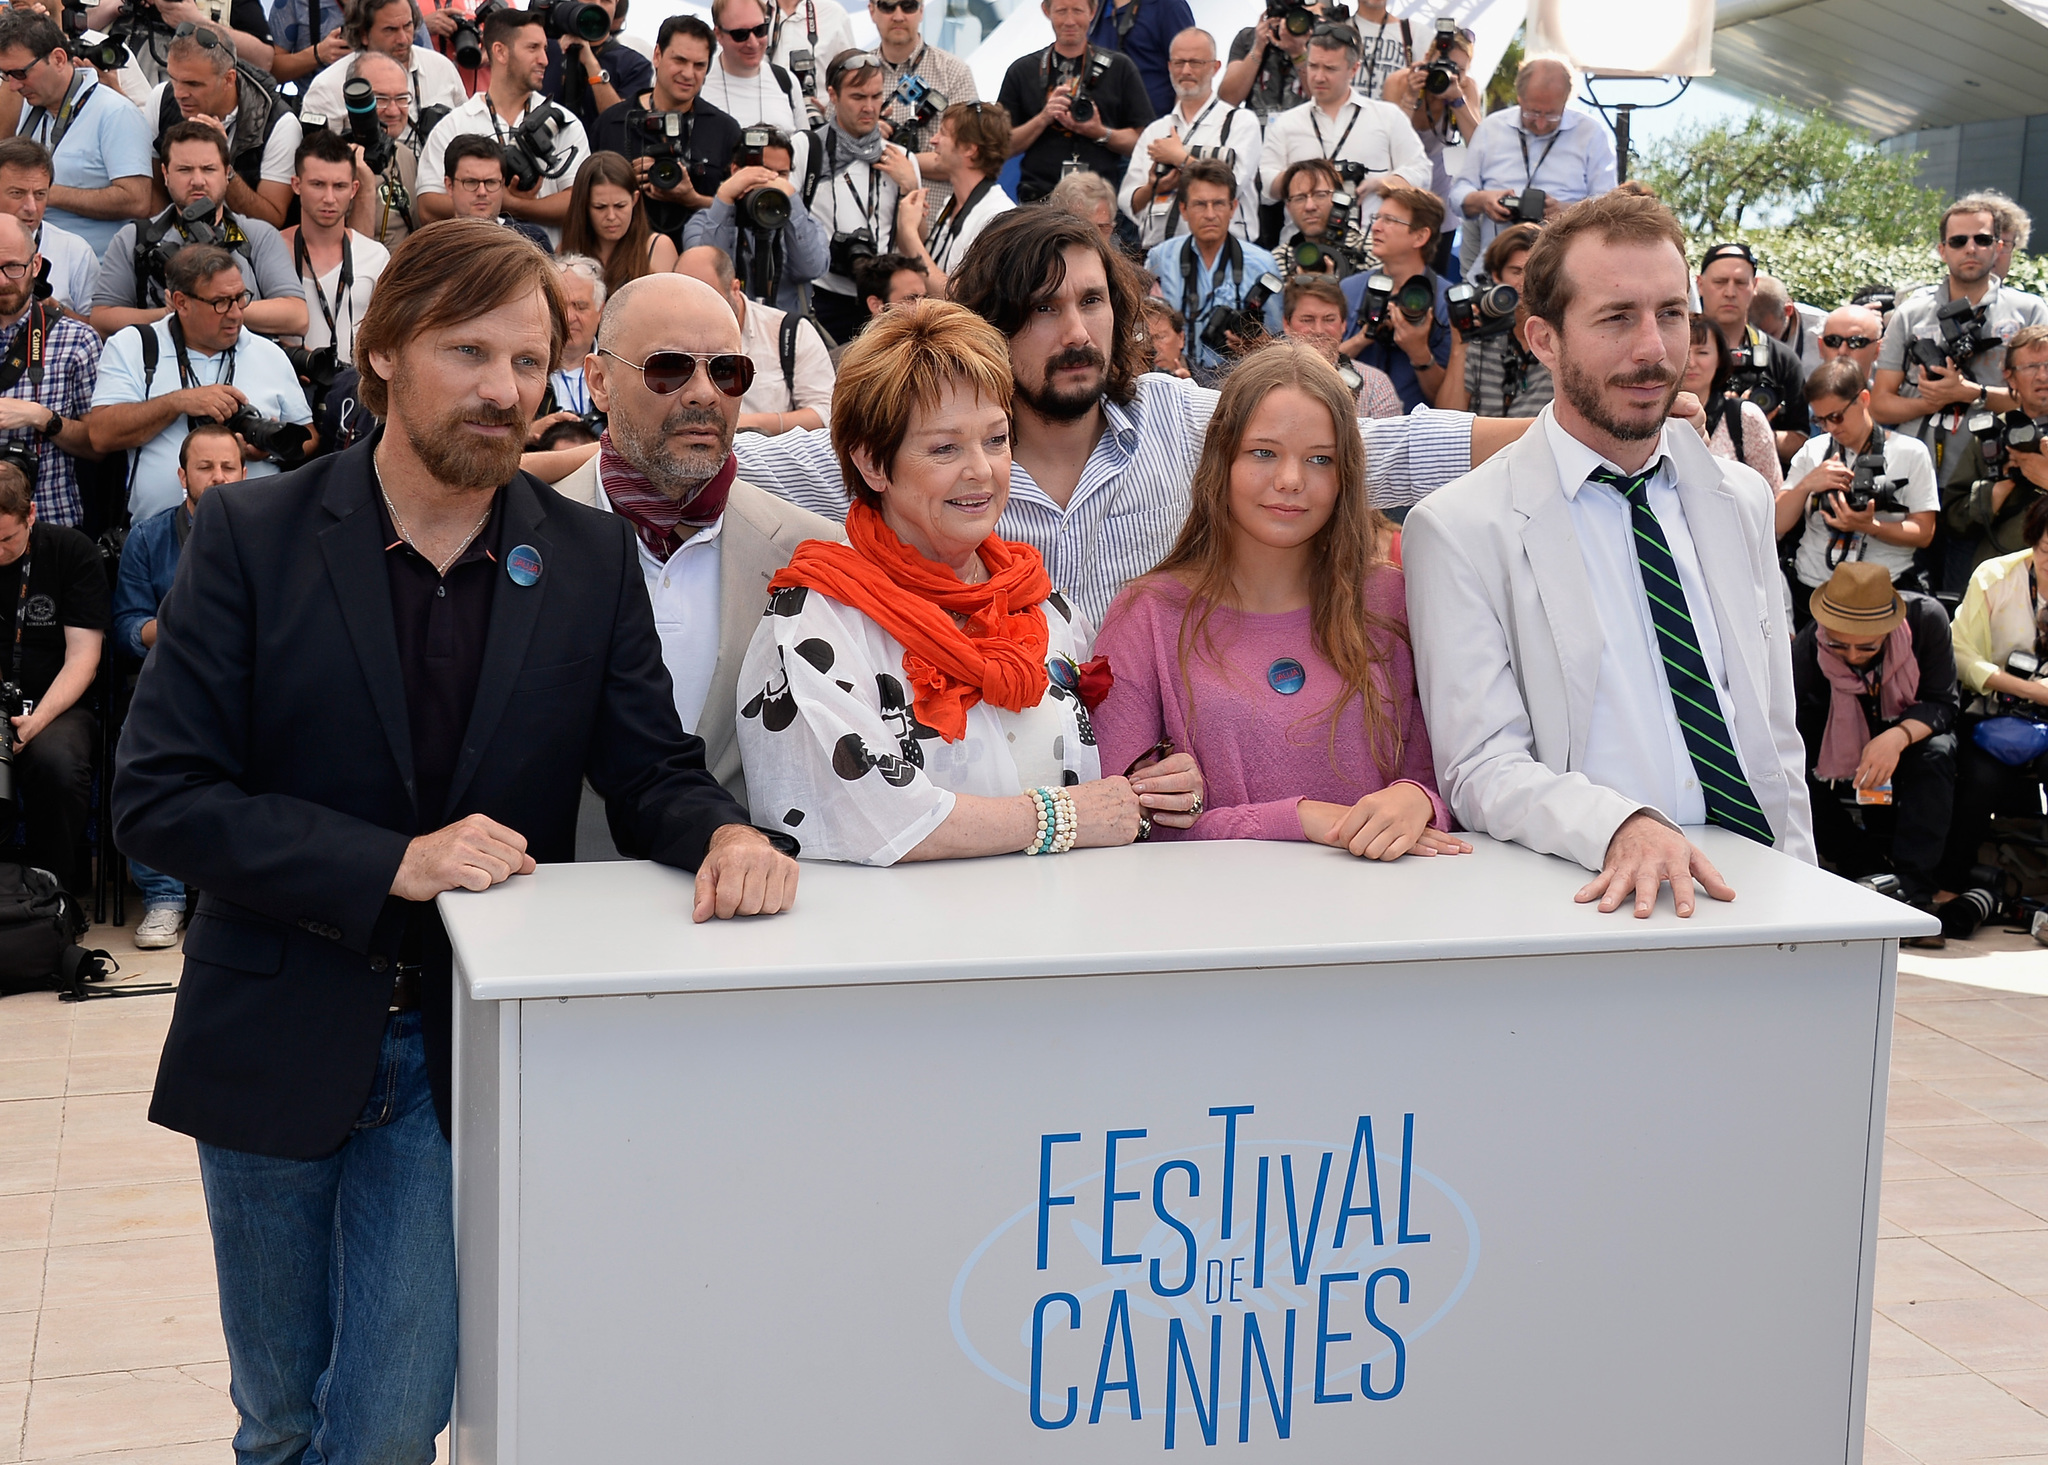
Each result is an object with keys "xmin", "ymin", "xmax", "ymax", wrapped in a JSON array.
[
  {"xmin": 25, "ymin": 74, "xmax": 97, "ymax": 156},
  {"xmin": 1179, "ymin": 233, "xmax": 1242, "ymax": 340},
  {"xmin": 1355, "ymin": 17, "xmax": 1396, "ymax": 98},
  {"xmin": 771, "ymin": 0, "xmax": 819, "ymax": 52},
  {"xmin": 0, "ymin": 302, "xmax": 54, "ymax": 398},
  {"xmin": 1516, "ymin": 125, "xmax": 1561, "ymax": 189},
  {"xmin": 168, "ymin": 314, "xmax": 235, "ymax": 393},
  {"xmin": 928, "ymin": 175, "xmax": 993, "ymax": 270},
  {"xmin": 1310, "ymin": 103, "xmax": 1362, "ymax": 165},
  {"xmin": 10, "ymin": 547, "xmax": 28, "ymax": 690},
  {"xmin": 834, "ymin": 153, "xmax": 883, "ymax": 241},
  {"xmin": 293, "ymin": 230, "xmax": 355, "ymax": 350}
]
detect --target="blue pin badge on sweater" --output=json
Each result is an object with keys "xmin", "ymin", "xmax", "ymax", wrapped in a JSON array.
[{"xmin": 507, "ymin": 545, "xmax": 542, "ymax": 587}]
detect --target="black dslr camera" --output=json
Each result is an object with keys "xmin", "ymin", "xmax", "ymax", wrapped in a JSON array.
[
  {"xmin": 0, "ymin": 678, "xmax": 22, "ymax": 813},
  {"xmin": 339, "ymin": 77, "xmax": 394, "ymax": 175},
  {"xmin": 1330, "ymin": 159, "xmax": 1368, "ymax": 190},
  {"xmin": 502, "ymin": 103, "xmax": 576, "ymax": 192},
  {"xmin": 282, "ymin": 344, "xmax": 341, "ymax": 411},
  {"xmin": 1996, "ymin": 651, "xmax": 2048, "ymax": 721},
  {"xmin": 626, "ymin": 107, "xmax": 689, "ymax": 190},
  {"xmin": 537, "ymin": 0, "xmax": 608, "ymax": 42},
  {"xmin": 1356, "ymin": 272, "xmax": 1435, "ymax": 339},
  {"xmin": 451, "ymin": 6, "xmax": 485, "ymax": 68},
  {"xmin": 1906, "ymin": 296, "xmax": 1990, "ymax": 372},
  {"xmin": 1496, "ymin": 186, "xmax": 1547, "ymax": 225},
  {"xmin": 1842, "ymin": 449, "xmax": 1908, "ymax": 514},
  {"xmin": 1198, "ymin": 272, "xmax": 1283, "ymax": 355},
  {"xmin": 138, "ymin": 198, "xmax": 227, "ymax": 295},
  {"xmin": 1446, "ymin": 280, "xmax": 1517, "ymax": 340},
  {"xmin": 830, "ymin": 228, "xmax": 878, "ymax": 279},
  {"xmin": 221, "ymin": 404, "xmax": 311, "ymax": 466},
  {"xmin": 1061, "ymin": 50, "xmax": 1114, "ymax": 125},
  {"xmin": 736, "ymin": 128, "xmax": 791, "ymax": 230},
  {"xmin": 1423, "ymin": 17, "xmax": 1462, "ymax": 95},
  {"xmin": 1264, "ymin": 0, "xmax": 1317, "ymax": 36},
  {"xmin": 1967, "ymin": 408, "xmax": 2048, "ymax": 469},
  {"xmin": 1727, "ymin": 342, "xmax": 1780, "ymax": 416},
  {"xmin": 68, "ymin": 24, "xmax": 127, "ymax": 70}
]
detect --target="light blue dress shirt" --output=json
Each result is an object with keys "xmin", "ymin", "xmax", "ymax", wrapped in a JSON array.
[
  {"xmin": 1448, "ymin": 107, "xmax": 1617, "ymax": 257},
  {"xmin": 1144, "ymin": 235, "xmax": 1285, "ymax": 371}
]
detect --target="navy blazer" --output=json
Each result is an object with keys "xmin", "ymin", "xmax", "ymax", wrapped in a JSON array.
[{"xmin": 114, "ymin": 433, "xmax": 752, "ymax": 1159}]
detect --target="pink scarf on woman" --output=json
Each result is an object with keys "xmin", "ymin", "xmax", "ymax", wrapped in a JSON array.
[{"xmin": 1814, "ymin": 622, "xmax": 1920, "ymax": 781}]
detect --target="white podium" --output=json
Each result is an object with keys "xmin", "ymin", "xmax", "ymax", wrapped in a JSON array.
[{"xmin": 442, "ymin": 831, "xmax": 1934, "ymax": 1463}]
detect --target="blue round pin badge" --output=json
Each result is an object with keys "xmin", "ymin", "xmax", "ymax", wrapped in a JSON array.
[
  {"xmin": 1268, "ymin": 657, "xmax": 1306, "ymax": 695},
  {"xmin": 1047, "ymin": 653, "xmax": 1079, "ymax": 693},
  {"xmin": 507, "ymin": 545, "xmax": 542, "ymax": 587}
]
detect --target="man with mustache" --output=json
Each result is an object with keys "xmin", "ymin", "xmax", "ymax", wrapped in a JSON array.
[
  {"xmin": 113, "ymin": 218, "xmax": 798, "ymax": 1465},
  {"xmin": 551, "ymin": 270, "xmax": 839, "ymax": 809},
  {"xmin": 1405, "ymin": 190, "xmax": 1815, "ymax": 918}
]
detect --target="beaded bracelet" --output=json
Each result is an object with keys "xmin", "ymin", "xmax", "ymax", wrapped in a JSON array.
[
  {"xmin": 1025, "ymin": 786, "xmax": 1079, "ymax": 855},
  {"xmin": 1025, "ymin": 787, "xmax": 1055, "ymax": 855}
]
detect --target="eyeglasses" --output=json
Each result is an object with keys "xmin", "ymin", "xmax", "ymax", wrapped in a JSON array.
[
  {"xmin": 872, "ymin": 0, "xmax": 921, "ymax": 12},
  {"xmin": 598, "ymin": 347, "xmax": 756, "ymax": 398},
  {"xmin": 721, "ymin": 21, "xmax": 770, "ymax": 40},
  {"xmin": 1813, "ymin": 404, "xmax": 1856, "ymax": 428},
  {"xmin": 1947, "ymin": 232, "xmax": 1997, "ymax": 250},
  {"xmin": 1820, "ymin": 333, "xmax": 1875, "ymax": 350},
  {"xmin": 1285, "ymin": 187, "xmax": 1333, "ymax": 207},
  {"xmin": 1818, "ymin": 634, "xmax": 1884, "ymax": 657},
  {"xmin": 0, "ymin": 50, "xmax": 53, "ymax": 83},
  {"xmin": 173, "ymin": 21, "xmax": 231, "ymax": 50},
  {"xmin": 2011, "ymin": 358, "xmax": 2048, "ymax": 377},
  {"xmin": 450, "ymin": 173, "xmax": 504, "ymax": 191},
  {"xmin": 1374, "ymin": 214, "xmax": 1414, "ymax": 230},
  {"xmin": 371, "ymin": 90, "xmax": 410, "ymax": 108},
  {"xmin": 0, "ymin": 261, "xmax": 32, "ymax": 280},
  {"xmin": 183, "ymin": 288, "xmax": 253, "ymax": 314}
]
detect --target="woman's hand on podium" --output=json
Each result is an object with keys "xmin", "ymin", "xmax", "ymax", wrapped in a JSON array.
[
  {"xmin": 1577, "ymin": 810, "xmax": 1736, "ymax": 919},
  {"xmin": 694, "ymin": 825, "xmax": 800, "ymax": 922},
  {"xmin": 390, "ymin": 814, "xmax": 538, "ymax": 900}
]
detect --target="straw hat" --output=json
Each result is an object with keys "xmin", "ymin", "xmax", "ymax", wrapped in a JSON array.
[{"xmin": 1809, "ymin": 561, "xmax": 1905, "ymax": 638}]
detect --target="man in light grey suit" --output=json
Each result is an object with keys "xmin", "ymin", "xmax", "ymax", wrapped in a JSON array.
[
  {"xmin": 1405, "ymin": 190, "xmax": 1815, "ymax": 918},
  {"xmin": 554, "ymin": 273, "xmax": 841, "ymax": 821}
]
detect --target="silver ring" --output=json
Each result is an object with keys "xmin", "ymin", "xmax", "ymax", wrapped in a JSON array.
[{"xmin": 1190, "ymin": 793, "xmax": 1203, "ymax": 818}]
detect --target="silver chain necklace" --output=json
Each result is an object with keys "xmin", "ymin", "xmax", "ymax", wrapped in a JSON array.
[{"xmin": 376, "ymin": 451, "xmax": 492, "ymax": 577}]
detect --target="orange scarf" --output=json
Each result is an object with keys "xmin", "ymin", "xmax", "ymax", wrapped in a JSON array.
[{"xmin": 769, "ymin": 502, "xmax": 1054, "ymax": 742}]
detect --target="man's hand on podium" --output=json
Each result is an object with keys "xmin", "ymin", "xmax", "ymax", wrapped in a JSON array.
[
  {"xmin": 391, "ymin": 814, "xmax": 539, "ymax": 900},
  {"xmin": 1577, "ymin": 810, "xmax": 1736, "ymax": 919},
  {"xmin": 694, "ymin": 824, "xmax": 799, "ymax": 923}
]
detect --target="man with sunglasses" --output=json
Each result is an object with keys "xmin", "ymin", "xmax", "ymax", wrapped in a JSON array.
[
  {"xmin": 804, "ymin": 49, "xmax": 919, "ymax": 346},
  {"xmin": 997, "ymin": 0, "xmax": 1154, "ymax": 204},
  {"xmin": 0, "ymin": 10, "xmax": 154, "ymax": 256},
  {"xmin": 870, "ymin": 0, "xmax": 975, "ymax": 213},
  {"xmin": 1816, "ymin": 302, "xmax": 1884, "ymax": 382},
  {"xmin": 703, "ymin": 0, "xmax": 814, "ymax": 137},
  {"xmin": 144, "ymin": 22, "xmax": 304, "ymax": 228},
  {"xmin": 554, "ymin": 270, "xmax": 839, "ymax": 809},
  {"xmin": 1256, "ymin": 22, "xmax": 1424, "ymax": 246},
  {"xmin": 592, "ymin": 15, "xmax": 740, "ymax": 244},
  {"xmin": 1871, "ymin": 198, "xmax": 2048, "ymax": 464},
  {"xmin": 87, "ymin": 242, "xmax": 313, "ymax": 519}
]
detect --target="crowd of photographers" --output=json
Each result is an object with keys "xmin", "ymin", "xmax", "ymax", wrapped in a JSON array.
[{"xmin": 0, "ymin": 0, "xmax": 2033, "ymax": 946}]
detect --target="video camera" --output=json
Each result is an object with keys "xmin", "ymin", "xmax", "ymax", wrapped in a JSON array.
[
  {"xmin": 1727, "ymin": 342, "xmax": 1780, "ymax": 417},
  {"xmin": 1198, "ymin": 272, "xmax": 1282, "ymax": 356},
  {"xmin": 1356, "ymin": 272, "xmax": 1436, "ymax": 339},
  {"xmin": 501, "ymin": 102, "xmax": 577, "ymax": 192},
  {"xmin": 626, "ymin": 108, "xmax": 689, "ymax": 191},
  {"xmin": 736, "ymin": 128, "xmax": 790, "ymax": 231},
  {"xmin": 1446, "ymin": 280, "xmax": 1517, "ymax": 341},
  {"xmin": 1497, "ymin": 187, "xmax": 1547, "ymax": 225},
  {"xmin": 892, "ymin": 75, "xmax": 949, "ymax": 150},
  {"xmin": 1906, "ymin": 295, "xmax": 1991, "ymax": 373},
  {"xmin": 1966, "ymin": 408, "xmax": 2048, "ymax": 469},
  {"xmin": 1423, "ymin": 17, "xmax": 1462, "ymax": 95}
]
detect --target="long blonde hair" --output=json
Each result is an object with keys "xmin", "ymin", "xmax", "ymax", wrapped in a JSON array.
[{"xmin": 1143, "ymin": 340, "xmax": 1407, "ymax": 772}]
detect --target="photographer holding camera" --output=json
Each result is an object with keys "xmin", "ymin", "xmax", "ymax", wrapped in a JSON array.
[
  {"xmin": 679, "ymin": 125, "xmax": 828, "ymax": 316},
  {"xmin": 1257, "ymin": 21, "xmax": 1425, "ymax": 246},
  {"xmin": 1872, "ymin": 199, "xmax": 2048, "ymax": 469},
  {"xmin": 1218, "ymin": 0, "xmax": 1311, "ymax": 127},
  {"xmin": 1447, "ymin": 56, "xmax": 1613, "ymax": 267},
  {"xmin": 997, "ymin": 0, "xmax": 1152, "ymax": 204},
  {"xmin": 1435, "ymin": 220, "xmax": 1553, "ymax": 420},
  {"xmin": 87, "ymin": 242, "xmax": 313, "ymax": 518},
  {"xmin": 1696, "ymin": 240, "xmax": 1809, "ymax": 464},
  {"xmin": 536, "ymin": 0, "xmax": 650, "ymax": 135},
  {"xmin": 0, "ymin": 11, "xmax": 154, "ymax": 256},
  {"xmin": 869, "ymin": 0, "xmax": 975, "ymax": 210},
  {"xmin": 281, "ymin": 128, "xmax": 386, "ymax": 367},
  {"xmin": 1271, "ymin": 157, "xmax": 1360, "ymax": 280},
  {"xmin": 1119, "ymin": 28, "xmax": 1259, "ymax": 250},
  {"xmin": 434, "ymin": 131, "xmax": 552, "ymax": 249},
  {"xmin": 892, "ymin": 100, "xmax": 1010, "ymax": 293},
  {"xmin": 0, "ymin": 455, "xmax": 106, "ymax": 904},
  {"xmin": 1279, "ymin": 274, "xmax": 1400, "ymax": 416},
  {"xmin": 1383, "ymin": 19, "xmax": 1478, "ymax": 204},
  {"xmin": 0, "ymin": 215, "xmax": 103, "ymax": 529},
  {"xmin": 145, "ymin": 22, "xmax": 303, "ymax": 228},
  {"xmin": 416, "ymin": 4, "xmax": 589, "ymax": 244},
  {"xmin": 703, "ymin": 0, "xmax": 813, "ymax": 133},
  {"xmin": 1142, "ymin": 157, "xmax": 1280, "ymax": 384},
  {"xmin": 801, "ymin": 48, "xmax": 918, "ymax": 346},
  {"xmin": 1338, "ymin": 185, "xmax": 1449, "ymax": 412},
  {"xmin": 301, "ymin": 0, "xmax": 467, "ymax": 130},
  {"xmin": 328, "ymin": 49, "xmax": 422, "ymax": 250},
  {"xmin": 92, "ymin": 122, "xmax": 308, "ymax": 340},
  {"xmin": 592, "ymin": 15, "xmax": 739, "ymax": 245},
  {"xmin": 1778, "ymin": 359, "xmax": 1938, "ymax": 605},
  {"xmin": 1943, "ymin": 323, "xmax": 2048, "ymax": 577}
]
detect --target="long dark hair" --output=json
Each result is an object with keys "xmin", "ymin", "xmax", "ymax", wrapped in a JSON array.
[
  {"xmin": 562, "ymin": 152, "xmax": 658, "ymax": 298},
  {"xmin": 1689, "ymin": 311, "xmax": 1739, "ymax": 439}
]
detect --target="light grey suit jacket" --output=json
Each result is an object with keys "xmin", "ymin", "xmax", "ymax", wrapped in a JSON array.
[
  {"xmin": 553, "ymin": 454, "xmax": 843, "ymax": 814},
  {"xmin": 1402, "ymin": 414, "xmax": 1817, "ymax": 872}
]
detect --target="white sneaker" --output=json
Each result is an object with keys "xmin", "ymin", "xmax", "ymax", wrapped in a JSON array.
[{"xmin": 135, "ymin": 907, "xmax": 183, "ymax": 949}]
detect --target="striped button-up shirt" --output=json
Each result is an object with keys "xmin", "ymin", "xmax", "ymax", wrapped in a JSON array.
[{"xmin": 735, "ymin": 372, "xmax": 1473, "ymax": 629}]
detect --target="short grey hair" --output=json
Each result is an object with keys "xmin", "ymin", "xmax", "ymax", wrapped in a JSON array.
[
  {"xmin": 1045, "ymin": 169, "xmax": 1117, "ymax": 221},
  {"xmin": 555, "ymin": 253, "xmax": 608, "ymax": 311},
  {"xmin": 1955, "ymin": 189, "xmax": 2033, "ymax": 253},
  {"xmin": 347, "ymin": 47, "xmax": 407, "ymax": 83}
]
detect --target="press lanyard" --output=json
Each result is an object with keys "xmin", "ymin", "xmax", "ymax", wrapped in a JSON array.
[
  {"xmin": 1310, "ymin": 103, "xmax": 1361, "ymax": 164},
  {"xmin": 1179, "ymin": 234, "xmax": 1241, "ymax": 343},
  {"xmin": 294, "ymin": 231, "xmax": 355, "ymax": 348},
  {"xmin": 772, "ymin": 0, "xmax": 818, "ymax": 50},
  {"xmin": 1517, "ymin": 126, "xmax": 1561, "ymax": 188},
  {"xmin": 1355, "ymin": 19, "xmax": 1395, "ymax": 97},
  {"xmin": 827, "ymin": 133, "xmax": 882, "ymax": 239},
  {"xmin": 1175, "ymin": 98, "xmax": 1220, "ymax": 149},
  {"xmin": 929, "ymin": 175, "xmax": 993, "ymax": 268},
  {"xmin": 26, "ymin": 74, "xmax": 95, "ymax": 154},
  {"xmin": 552, "ymin": 367, "xmax": 589, "ymax": 414}
]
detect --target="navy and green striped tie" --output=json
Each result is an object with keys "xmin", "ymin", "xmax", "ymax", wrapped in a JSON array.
[{"xmin": 1587, "ymin": 464, "xmax": 1776, "ymax": 847}]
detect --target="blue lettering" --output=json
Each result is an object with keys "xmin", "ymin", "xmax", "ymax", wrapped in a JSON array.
[
  {"xmin": 1030, "ymin": 1293, "xmax": 1081, "ymax": 1430},
  {"xmin": 1150, "ymin": 1160, "xmax": 1200, "ymax": 1298},
  {"xmin": 1333, "ymin": 1115, "xmax": 1385, "ymax": 1249},
  {"xmin": 1037, "ymin": 1133, "xmax": 1081, "ymax": 1271},
  {"xmin": 1204, "ymin": 1258, "xmax": 1224, "ymax": 1306},
  {"xmin": 1239, "ymin": 1309, "xmax": 1295, "ymax": 1442},
  {"xmin": 1283, "ymin": 1151, "xmax": 1334, "ymax": 1285},
  {"xmin": 1397, "ymin": 1114, "xmax": 1431, "ymax": 1245},
  {"xmin": 1253, "ymin": 1155, "xmax": 1269, "ymax": 1288},
  {"xmin": 1101, "ymin": 1129, "xmax": 1147, "ymax": 1266},
  {"xmin": 1314, "ymin": 1272, "xmax": 1359, "ymax": 1403},
  {"xmin": 1229, "ymin": 1256, "xmax": 1245, "ymax": 1303},
  {"xmin": 1164, "ymin": 1314, "xmax": 1222, "ymax": 1449},
  {"xmin": 1361, "ymin": 1268, "xmax": 1410, "ymax": 1400},
  {"xmin": 1208, "ymin": 1105, "xmax": 1253, "ymax": 1240},
  {"xmin": 1089, "ymin": 1288, "xmax": 1143, "ymax": 1423}
]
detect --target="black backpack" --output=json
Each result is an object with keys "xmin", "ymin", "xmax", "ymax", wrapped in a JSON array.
[{"xmin": 0, "ymin": 864, "xmax": 104, "ymax": 998}]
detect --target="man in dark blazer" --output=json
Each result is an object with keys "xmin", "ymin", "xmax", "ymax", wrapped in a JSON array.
[{"xmin": 112, "ymin": 219, "xmax": 798, "ymax": 1465}]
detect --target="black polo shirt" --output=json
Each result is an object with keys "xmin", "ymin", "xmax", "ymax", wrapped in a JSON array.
[
  {"xmin": 543, "ymin": 36, "xmax": 655, "ymax": 135},
  {"xmin": 0, "ymin": 522, "xmax": 109, "ymax": 705},
  {"xmin": 997, "ymin": 45, "xmax": 1155, "ymax": 202},
  {"xmin": 593, "ymin": 95, "xmax": 744, "ymax": 243}
]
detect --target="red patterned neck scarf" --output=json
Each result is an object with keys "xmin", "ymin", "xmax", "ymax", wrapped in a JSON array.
[{"xmin": 598, "ymin": 432, "xmax": 736, "ymax": 561}]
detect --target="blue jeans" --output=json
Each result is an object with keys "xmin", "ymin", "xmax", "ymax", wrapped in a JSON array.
[
  {"xmin": 128, "ymin": 858, "xmax": 185, "ymax": 911},
  {"xmin": 197, "ymin": 1011, "xmax": 455, "ymax": 1465}
]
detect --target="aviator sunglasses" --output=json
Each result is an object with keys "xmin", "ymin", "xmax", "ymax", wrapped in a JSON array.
[{"xmin": 598, "ymin": 348, "xmax": 756, "ymax": 398}]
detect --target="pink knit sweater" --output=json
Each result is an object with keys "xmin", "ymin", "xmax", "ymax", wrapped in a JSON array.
[{"xmin": 1091, "ymin": 567, "xmax": 1450, "ymax": 841}]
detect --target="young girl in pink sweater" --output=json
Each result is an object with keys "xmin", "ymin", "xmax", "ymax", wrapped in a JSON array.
[{"xmin": 1093, "ymin": 342, "xmax": 1469, "ymax": 861}]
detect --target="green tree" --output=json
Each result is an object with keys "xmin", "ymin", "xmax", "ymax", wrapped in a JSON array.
[
  {"xmin": 1483, "ymin": 23, "xmax": 1523, "ymax": 114},
  {"xmin": 1638, "ymin": 105, "xmax": 1942, "ymax": 246}
]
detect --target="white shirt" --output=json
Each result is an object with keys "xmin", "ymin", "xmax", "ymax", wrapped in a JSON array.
[
  {"xmin": 703, "ymin": 59, "xmax": 812, "ymax": 134},
  {"xmin": 926, "ymin": 175, "xmax": 1013, "ymax": 275},
  {"xmin": 291, "ymin": 229, "xmax": 388, "ymax": 365},
  {"xmin": 1119, "ymin": 96, "xmax": 1262, "ymax": 246},
  {"xmin": 594, "ymin": 459, "xmax": 724, "ymax": 734},
  {"xmin": 808, "ymin": 147, "xmax": 917, "ymax": 299},
  {"xmin": 418, "ymin": 91, "xmax": 591, "ymax": 246},
  {"xmin": 301, "ymin": 46, "xmax": 470, "ymax": 128},
  {"xmin": 738, "ymin": 298, "xmax": 835, "ymax": 420},
  {"xmin": 145, "ymin": 83, "xmax": 304, "ymax": 186},
  {"xmin": 1786, "ymin": 427, "xmax": 1939, "ymax": 588},
  {"xmin": 1545, "ymin": 410, "xmax": 1748, "ymax": 830},
  {"xmin": 549, "ymin": 364, "xmax": 594, "ymax": 417},
  {"xmin": 1257, "ymin": 90, "xmax": 1430, "ymax": 241},
  {"xmin": 767, "ymin": 0, "xmax": 856, "ymax": 106},
  {"xmin": 35, "ymin": 222, "xmax": 98, "ymax": 313}
]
